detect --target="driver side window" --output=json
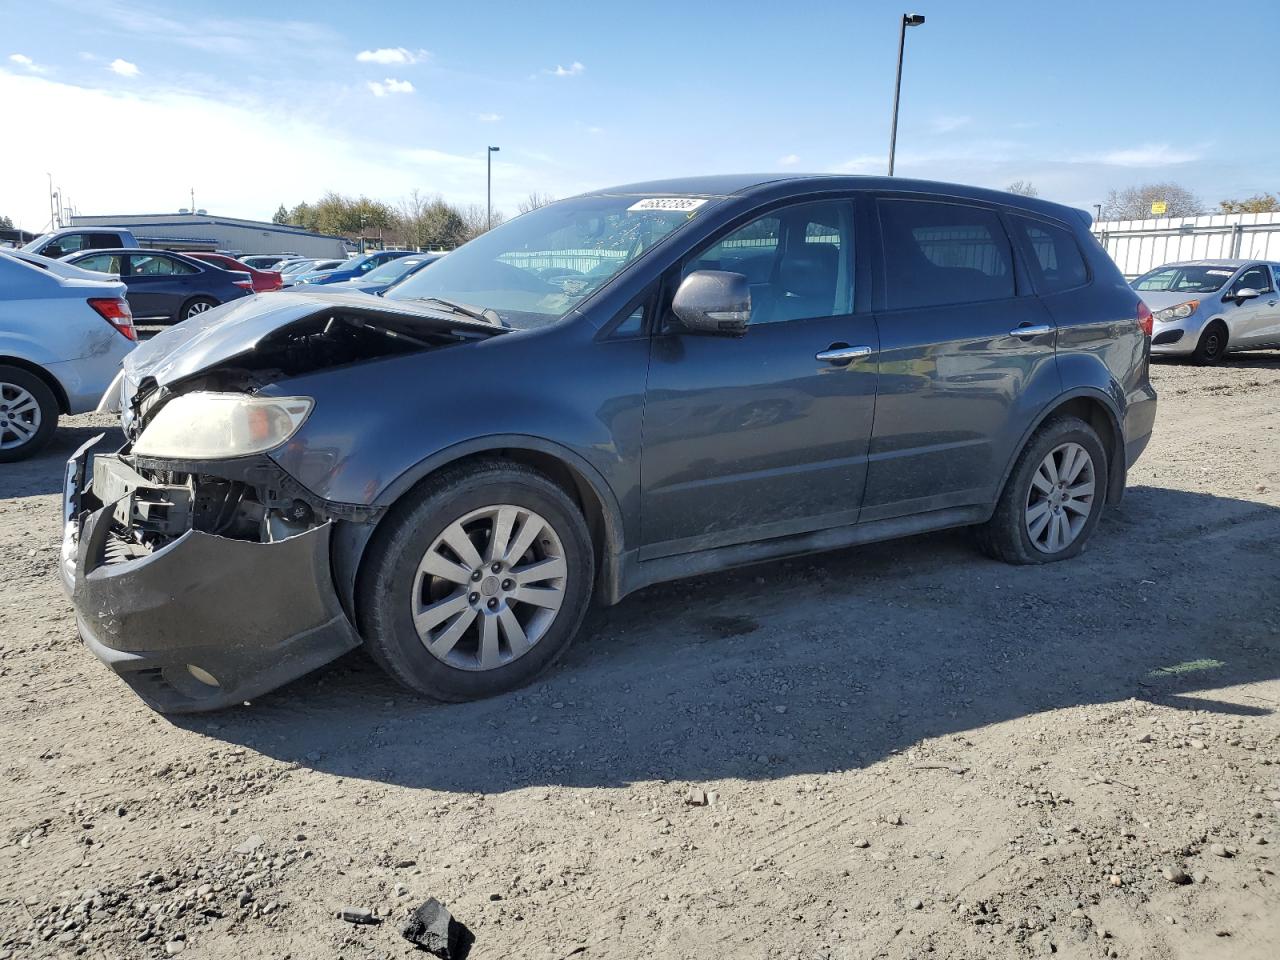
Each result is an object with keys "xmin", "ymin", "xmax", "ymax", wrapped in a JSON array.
[
  {"xmin": 1236, "ymin": 265, "xmax": 1273, "ymax": 295},
  {"xmin": 685, "ymin": 200, "xmax": 855, "ymax": 325}
]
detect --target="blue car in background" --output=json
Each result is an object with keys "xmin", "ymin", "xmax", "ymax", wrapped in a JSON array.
[
  {"xmin": 325, "ymin": 253, "xmax": 443, "ymax": 295},
  {"xmin": 293, "ymin": 250, "xmax": 415, "ymax": 286}
]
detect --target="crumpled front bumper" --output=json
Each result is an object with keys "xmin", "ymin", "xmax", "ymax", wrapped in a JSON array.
[{"xmin": 60, "ymin": 437, "xmax": 362, "ymax": 713}]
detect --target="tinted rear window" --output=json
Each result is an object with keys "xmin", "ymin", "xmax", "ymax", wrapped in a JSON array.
[
  {"xmin": 879, "ymin": 199, "xmax": 1014, "ymax": 309},
  {"xmin": 1010, "ymin": 216, "xmax": 1088, "ymax": 294}
]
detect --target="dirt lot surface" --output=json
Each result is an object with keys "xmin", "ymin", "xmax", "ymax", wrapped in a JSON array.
[{"xmin": 2, "ymin": 357, "xmax": 1279, "ymax": 960}]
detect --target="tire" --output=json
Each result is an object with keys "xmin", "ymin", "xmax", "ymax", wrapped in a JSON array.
[
  {"xmin": 357, "ymin": 460, "xmax": 595, "ymax": 702},
  {"xmin": 976, "ymin": 416, "xmax": 1108, "ymax": 565},
  {"xmin": 180, "ymin": 297, "xmax": 218, "ymax": 321},
  {"xmin": 1191, "ymin": 321, "xmax": 1228, "ymax": 365},
  {"xmin": 0, "ymin": 365, "xmax": 59, "ymax": 463}
]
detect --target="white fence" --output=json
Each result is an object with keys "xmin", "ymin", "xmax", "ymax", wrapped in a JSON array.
[{"xmin": 1092, "ymin": 212, "xmax": 1280, "ymax": 278}]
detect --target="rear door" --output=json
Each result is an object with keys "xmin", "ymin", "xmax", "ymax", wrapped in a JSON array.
[
  {"xmin": 639, "ymin": 196, "xmax": 880, "ymax": 558},
  {"xmin": 123, "ymin": 253, "xmax": 200, "ymax": 320},
  {"xmin": 861, "ymin": 195, "xmax": 1059, "ymax": 521}
]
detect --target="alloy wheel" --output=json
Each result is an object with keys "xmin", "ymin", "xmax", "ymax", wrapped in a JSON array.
[
  {"xmin": 0, "ymin": 382, "xmax": 42, "ymax": 451},
  {"xmin": 1025, "ymin": 442, "xmax": 1095, "ymax": 554},
  {"xmin": 186, "ymin": 301, "xmax": 214, "ymax": 318},
  {"xmin": 411, "ymin": 504, "xmax": 567, "ymax": 671}
]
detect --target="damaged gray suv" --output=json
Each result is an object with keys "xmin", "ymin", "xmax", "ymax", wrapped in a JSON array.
[{"xmin": 62, "ymin": 175, "xmax": 1157, "ymax": 712}]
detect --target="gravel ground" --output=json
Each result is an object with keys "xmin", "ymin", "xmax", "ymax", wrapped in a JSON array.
[{"xmin": 2, "ymin": 356, "xmax": 1278, "ymax": 960}]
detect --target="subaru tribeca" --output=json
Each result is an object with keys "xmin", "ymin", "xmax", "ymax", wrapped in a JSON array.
[{"xmin": 61, "ymin": 175, "xmax": 1157, "ymax": 712}]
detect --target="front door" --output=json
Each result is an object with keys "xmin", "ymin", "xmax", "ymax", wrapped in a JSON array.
[
  {"xmin": 1228, "ymin": 263, "xmax": 1280, "ymax": 348},
  {"xmin": 639, "ymin": 198, "xmax": 879, "ymax": 559},
  {"xmin": 861, "ymin": 196, "xmax": 1060, "ymax": 522}
]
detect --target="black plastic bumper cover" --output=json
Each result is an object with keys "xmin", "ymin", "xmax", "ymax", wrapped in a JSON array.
[{"xmin": 63, "ymin": 447, "xmax": 361, "ymax": 713}]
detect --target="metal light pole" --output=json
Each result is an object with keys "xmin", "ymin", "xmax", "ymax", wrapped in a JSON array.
[
  {"xmin": 487, "ymin": 146, "xmax": 500, "ymax": 231},
  {"xmin": 887, "ymin": 13, "xmax": 925, "ymax": 177},
  {"xmin": 359, "ymin": 214, "xmax": 368, "ymax": 254}
]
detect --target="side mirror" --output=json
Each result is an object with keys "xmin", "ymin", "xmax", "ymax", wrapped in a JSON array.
[
  {"xmin": 1231, "ymin": 286, "xmax": 1261, "ymax": 303},
  {"xmin": 671, "ymin": 270, "xmax": 750, "ymax": 336}
]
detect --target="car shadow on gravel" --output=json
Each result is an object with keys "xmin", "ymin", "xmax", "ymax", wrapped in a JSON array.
[
  {"xmin": 173, "ymin": 484, "xmax": 1280, "ymax": 795},
  {"xmin": 1153, "ymin": 352, "xmax": 1280, "ymax": 371},
  {"xmin": 1, "ymin": 423, "xmax": 124, "ymax": 499}
]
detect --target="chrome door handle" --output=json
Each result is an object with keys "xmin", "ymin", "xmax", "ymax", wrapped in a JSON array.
[
  {"xmin": 1009, "ymin": 324, "xmax": 1052, "ymax": 338},
  {"xmin": 815, "ymin": 345, "xmax": 874, "ymax": 362}
]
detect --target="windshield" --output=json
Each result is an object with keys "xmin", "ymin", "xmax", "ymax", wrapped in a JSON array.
[
  {"xmin": 364, "ymin": 255, "xmax": 432, "ymax": 282},
  {"xmin": 281, "ymin": 260, "xmax": 315, "ymax": 273},
  {"xmin": 21, "ymin": 233, "xmax": 54, "ymax": 252},
  {"xmin": 385, "ymin": 195, "xmax": 708, "ymax": 328},
  {"xmin": 1133, "ymin": 264, "xmax": 1235, "ymax": 293}
]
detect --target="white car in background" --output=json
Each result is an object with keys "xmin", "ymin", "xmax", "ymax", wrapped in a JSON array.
[{"xmin": 0, "ymin": 250, "xmax": 137, "ymax": 461}]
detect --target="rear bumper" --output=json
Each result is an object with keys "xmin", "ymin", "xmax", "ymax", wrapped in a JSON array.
[
  {"xmin": 1123, "ymin": 381, "xmax": 1158, "ymax": 469},
  {"xmin": 61, "ymin": 439, "xmax": 361, "ymax": 713}
]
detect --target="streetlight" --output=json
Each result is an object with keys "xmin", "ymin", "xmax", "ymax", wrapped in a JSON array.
[
  {"xmin": 887, "ymin": 12, "xmax": 925, "ymax": 177},
  {"xmin": 487, "ymin": 146, "xmax": 500, "ymax": 231},
  {"xmin": 359, "ymin": 214, "xmax": 368, "ymax": 254}
]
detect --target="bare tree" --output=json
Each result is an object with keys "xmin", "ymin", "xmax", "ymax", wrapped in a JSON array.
[
  {"xmin": 517, "ymin": 191, "xmax": 556, "ymax": 215},
  {"xmin": 1006, "ymin": 180, "xmax": 1039, "ymax": 198},
  {"xmin": 1101, "ymin": 182, "xmax": 1202, "ymax": 221},
  {"xmin": 459, "ymin": 203, "xmax": 505, "ymax": 241}
]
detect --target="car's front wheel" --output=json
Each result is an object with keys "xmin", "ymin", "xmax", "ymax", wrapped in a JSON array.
[
  {"xmin": 1192, "ymin": 320, "xmax": 1229, "ymax": 364},
  {"xmin": 0, "ymin": 365, "xmax": 59, "ymax": 463},
  {"xmin": 976, "ymin": 415, "xmax": 1107, "ymax": 564},
  {"xmin": 357, "ymin": 460, "xmax": 595, "ymax": 702}
]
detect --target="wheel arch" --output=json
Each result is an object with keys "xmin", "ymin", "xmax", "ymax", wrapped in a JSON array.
[
  {"xmin": 332, "ymin": 435, "xmax": 628, "ymax": 624},
  {"xmin": 0, "ymin": 355, "xmax": 70, "ymax": 414},
  {"xmin": 997, "ymin": 388, "xmax": 1126, "ymax": 508}
]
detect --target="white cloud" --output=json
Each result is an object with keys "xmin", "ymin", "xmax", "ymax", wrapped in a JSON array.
[
  {"xmin": 930, "ymin": 115, "xmax": 972, "ymax": 134},
  {"xmin": 830, "ymin": 154, "xmax": 885, "ymax": 174},
  {"xmin": 777, "ymin": 153, "xmax": 801, "ymax": 167},
  {"xmin": 1085, "ymin": 144, "xmax": 1200, "ymax": 167},
  {"xmin": 108, "ymin": 58, "xmax": 140, "ymax": 77},
  {"xmin": 8, "ymin": 53, "xmax": 45, "ymax": 73},
  {"xmin": 0, "ymin": 70, "xmax": 534, "ymax": 232},
  {"xmin": 545, "ymin": 61, "xmax": 584, "ymax": 78},
  {"xmin": 356, "ymin": 47, "xmax": 428, "ymax": 65},
  {"xmin": 367, "ymin": 77, "xmax": 414, "ymax": 97},
  {"xmin": 477, "ymin": 112, "xmax": 502, "ymax": 123}
]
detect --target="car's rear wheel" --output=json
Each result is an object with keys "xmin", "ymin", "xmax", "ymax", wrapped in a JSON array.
[
  {"xmin": 357, "ymin": 460, "xmax": 595, "ymax": 702},
  {"xmin": 0, "ymin": 365, "xmax": 59, "ymax": 463},
  {"xmin": 180, "ymin": 297, "xmax": 218, "ymax": 321},
  {"xmin": 1192, "ymin": 321, "xmax": 1228, "ymax": 364},
  {"xmin": 976, "ymin": 416, "xmax": 1107, "ymax": 564}
]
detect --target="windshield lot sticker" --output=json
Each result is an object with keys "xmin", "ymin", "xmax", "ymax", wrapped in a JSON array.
[
  {"xmin": 1205, "ymin": 269, "xmax": 1233, "ymax": 276},
  {"xmin": 627, "ymin": 197, "xmax": 710, "ymax": 212}
]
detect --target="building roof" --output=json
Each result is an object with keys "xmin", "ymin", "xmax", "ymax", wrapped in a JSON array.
[{"xmin": 71, "ymin": 212, "xmax": 347, "ymax": 242}]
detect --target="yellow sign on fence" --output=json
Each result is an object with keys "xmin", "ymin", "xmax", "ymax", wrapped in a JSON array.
[{"xmin": 1150, "ymin": 201, "xmax": 1168, "ymax": 215}]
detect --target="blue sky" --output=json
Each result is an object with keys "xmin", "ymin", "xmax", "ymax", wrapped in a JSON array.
[{"xmin": 2, "ymin": 0, "xmax": 1277, "ymax": 232}]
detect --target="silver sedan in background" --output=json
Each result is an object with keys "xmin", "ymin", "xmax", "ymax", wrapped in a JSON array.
[
  {"xmin": 0, "ymin": 250, "xmax": 137, "ymax": 460},
  {"xmin": 1134, "ymin": 258, "xmax": 1280, "ymax": 362}
]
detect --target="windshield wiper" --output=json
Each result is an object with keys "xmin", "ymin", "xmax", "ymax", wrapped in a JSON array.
[{"xmin": 409, "ymin": 296, "xmax": 506, "ymax": 327}]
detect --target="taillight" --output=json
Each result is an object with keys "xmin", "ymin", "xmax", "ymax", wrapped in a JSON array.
[
  {"xmin": 1136, "ymin": 300, "xmax": 1153, "ymax": 337},
  {"xmin": 234, "ymin": 279, "xmax": 254, "ymax": 289},
  {"xmin": 88, "ymin": 297, "xmax": 137, "ymax": 341}
]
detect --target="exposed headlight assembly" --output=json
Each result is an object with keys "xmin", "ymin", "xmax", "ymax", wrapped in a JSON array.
[
  {"xmin": 1153, "ymin": 299, "xmax": 1198, "ymax": 323},
  {"xmin": 133, "ymin": 392, "xmax": 313, "ymax": 459}
]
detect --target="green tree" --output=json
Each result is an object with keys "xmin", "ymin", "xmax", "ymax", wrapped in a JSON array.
[
  {"xmin": 1219, "ymin": 193, "xmax": 1279, "ymax": 214},
  {"xmin": 0, "ymin": 214, "xmax": 13, "ymax": 229},
  {"xmin": 271, "ymin": 204, "xmax": 290, "ymax": 224},
  {"xmin": 1006, "ymin": 180, "xmax": 1039, "ymax": 198}
]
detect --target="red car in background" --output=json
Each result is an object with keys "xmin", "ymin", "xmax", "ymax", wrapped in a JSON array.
[{"xmin": 187, "ymin": 252, "xmax": 283, "ymax": 293}]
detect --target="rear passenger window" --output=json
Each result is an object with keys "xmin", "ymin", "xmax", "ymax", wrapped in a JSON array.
[
  {"xmin": 1010, "ymin": 216, "xmax": 1088, "ymax": 294},
  {"xmin": 879, "ymin": 200, "xmax": 1014, "ymax": 310}
]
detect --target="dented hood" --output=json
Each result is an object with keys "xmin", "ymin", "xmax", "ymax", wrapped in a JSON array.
[{"xmin": 124, "ymin": 289, "xmax": 502, "ymax": 387}]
